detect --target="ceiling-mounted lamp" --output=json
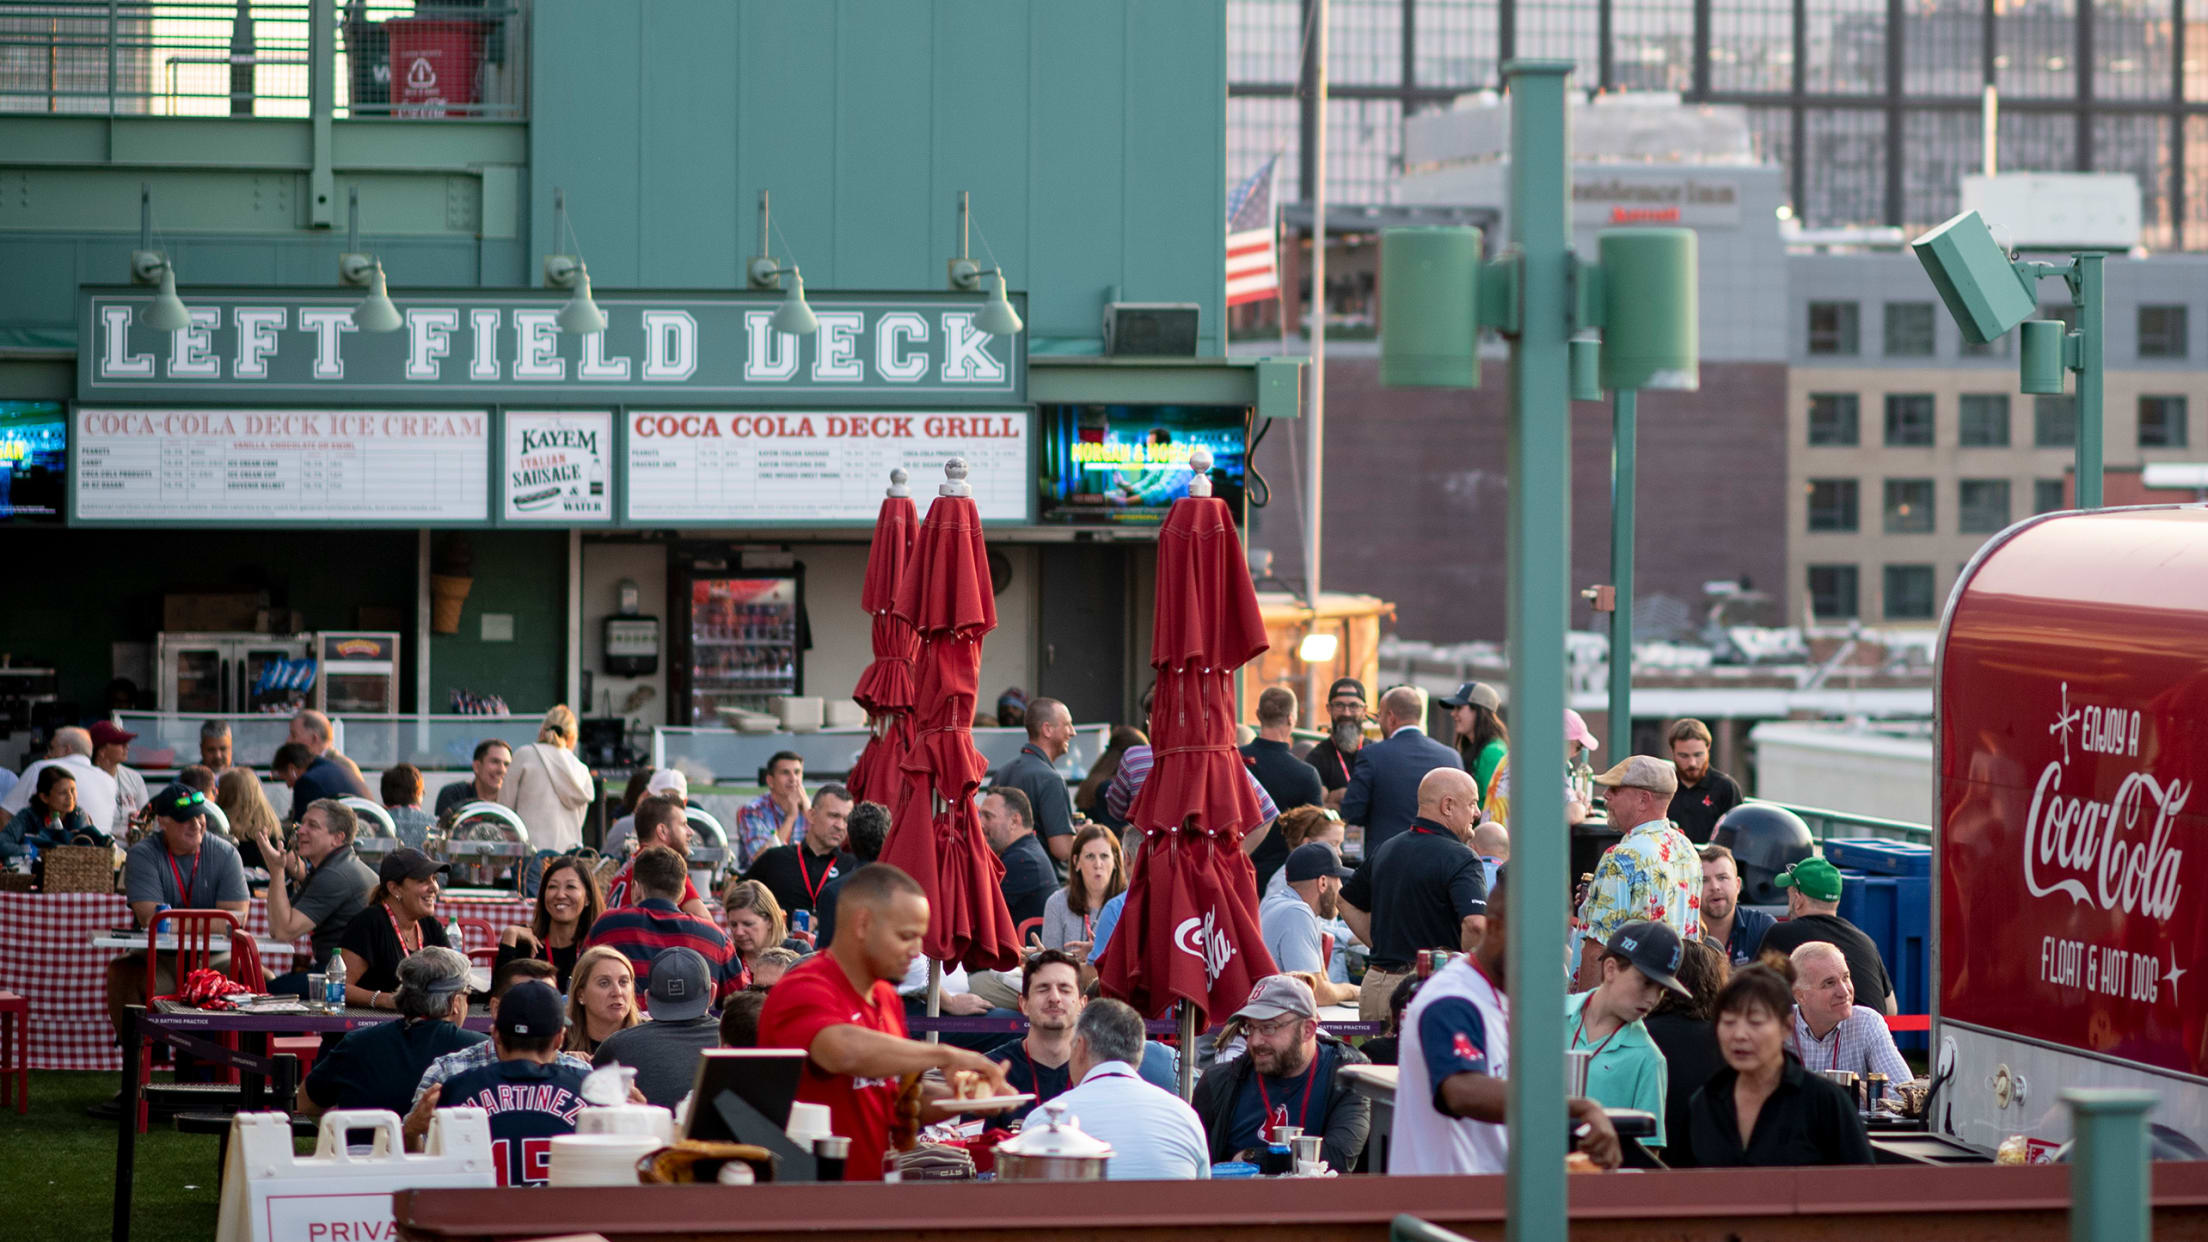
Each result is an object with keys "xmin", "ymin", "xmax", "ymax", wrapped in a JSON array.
[
  {"xmin": 745, "ymin": 190, "xmax": 820, "ymax": 336},
  {"xmin": 946, "ymin": 191, "xmax": 1024, "ymax": 336},
  {"xmin": 129, "ymin": 182, "xmax": 194, "ymax": 333},
  {"xmin": 541, "ymin": 187, "xmax": 607, "ymax": 335},
  {"xmin": 338, "ymin": 188, "xmax": 403, "ymax": 333}
]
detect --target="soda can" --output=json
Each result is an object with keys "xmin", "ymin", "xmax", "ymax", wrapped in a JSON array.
[
  {"xmin": 1416, "ymin": 949, "xmax": 1434, "ymax": 978},
  {"xmin": 792, "ymin": 909, "xmax": 812, "ymax": 936}
]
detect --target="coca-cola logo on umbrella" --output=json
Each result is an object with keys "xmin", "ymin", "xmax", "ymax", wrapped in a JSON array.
[{"xmin": 1175, "ymin": 908, "xmax": 1235, "ymax": 985}]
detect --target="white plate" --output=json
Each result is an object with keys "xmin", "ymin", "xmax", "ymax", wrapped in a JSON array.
[{"xmin": 955, "ymin": 1092, "xmax": 1036, "ymax": 1110}]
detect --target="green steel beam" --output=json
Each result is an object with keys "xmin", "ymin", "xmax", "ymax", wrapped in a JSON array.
[
  {"xmin": 1028, "ymin": 356, "xmax": 1301, "ymax": 407},
  {"xmin": 1608, "ymin": 388, "xmax": 1637, "ymax": 748},
  {"xmin": 2072, "ymin": 253, "xmax": 2104, "ymax": 508},
  {"xmin": 0, "ymin": 118, "xmax": 528, "ymax": 172},
  {"xmin": 2061, "ymin": 1088, "xmax": 2156, "ymax": 1242},
  {"xmin": 1501, "ymin": 58, "xmax": 1574, "ymax": 1242},
  {"xmin": 309, "ymin": 0, "xmax": 334, "ymax": 227}
]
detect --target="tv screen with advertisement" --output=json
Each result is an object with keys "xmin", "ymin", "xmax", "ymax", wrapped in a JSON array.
[
  {"xmin": 1037, "ymin": 403, "xmax": 1247, "ymax": 528},
  {"xmin": 0, "ymin": 402, "xmax": 66, "ymax": 525}
]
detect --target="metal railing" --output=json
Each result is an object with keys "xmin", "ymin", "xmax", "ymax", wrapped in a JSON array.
[
  {"xmin": 0, "ymin": 1, "xmax": 525, "ymax": 119},
  {"xmin": 1748, "ymin": 797, "xmax": 1934, "ymax": 846}
]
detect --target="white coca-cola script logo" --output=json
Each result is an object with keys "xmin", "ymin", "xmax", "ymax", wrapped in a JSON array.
[
  {"xmin": 2023, "ymin": 682, "xmax": 2187, "ymax": 919},
  {"xmin": 1174, "ymin": 909, "xmax": 1236, "ymax": 985}
]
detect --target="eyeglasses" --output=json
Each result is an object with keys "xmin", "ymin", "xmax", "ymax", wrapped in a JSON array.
[{"xmin": 1246, "ymin": 1016, "xmax": 1305, "ymax": 1038}]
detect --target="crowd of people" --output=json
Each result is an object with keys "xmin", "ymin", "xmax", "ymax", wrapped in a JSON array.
[{"xmin": 39, "ymin": 678, "xmax": 1908, "ymax": 1180}]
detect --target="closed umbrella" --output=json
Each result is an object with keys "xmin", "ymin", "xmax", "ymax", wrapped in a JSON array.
[
  {"xmin": 1097, "ymin": 448, "xmax": 1277, "ymax": 1084},
  {"xmin": 847, "ymin": 470, "xmax": 919, "ymax": 806},
  {"xmin": 879, "ymin": 458, "xmax": 1022, "ymax": 976}
]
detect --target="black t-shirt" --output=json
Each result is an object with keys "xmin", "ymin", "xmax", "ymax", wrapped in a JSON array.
[
  {"xmin": 997, "ymin": 832, "xmax": 1057, "ymax": 928},
  {"xmin": 1666, "ymin": 769, "xmax": 1743, "ymax": 844},
  {"xmin": 434, "ymin": 779, "xmax": 495, "ymax": 816},
  {"xmin": 1340, "ymin": 819, "xmax": 1488, "ymax": 972},
  {"xmin": 304, "ymin": 1018, "xmax": 484, "ymax": 1115},
  {"xmin": 493, "ymin": 937, "xmax": 581, "ymax": 993},
  {"xmin": 1644, "ymin": 1012, "xmax": 1725, "ymax": 1151},
  {"xmin": 985, "ymin": 1034, "xmax": 1073, "ymax": 1123},
  {"xmin": 743, "ymin": 841, "xmax": 856, "ymax": 914},
  {"xmin": 337, "ymin": 903, "xmax": 452, "ymax": 991},
  {"xmin": 1227, "ymin": 1043, "xmax": 1335, "ymax": 1153},
  {"xmin": 1758, "ymin": 912, "xmax": 1894, "ymax": 1007},
  {"xmin": 1677, "ymin": 1059, "xmax": 1875, "ymax": 1168},
  {"xmin": 1303, "ymin": 738, "xmax": 1361, "ymax": 793},
  {"xmin": 1241, "ymin": 738, "xmax": 1325, "ymax": 890}
]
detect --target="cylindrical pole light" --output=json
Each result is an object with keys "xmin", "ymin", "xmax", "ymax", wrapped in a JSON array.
[
  {"xmin": 2073, "ymin": 253, "xmax": 2104, "ymax": 508},
  {"xmin": 1304, "ymin": 0, "xmax": 1330, "ymax": 725},
  {"xmin": 1608, "ymin": 389, "xmax": 1637, "ymax": 750}
]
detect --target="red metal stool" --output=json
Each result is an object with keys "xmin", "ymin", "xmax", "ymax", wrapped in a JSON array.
[
  {"xmin": 270, "ymin": 1034, "xmax": 320, "ymax": 1077},
  {"xmin": 0, "ymin": 990, "xmax": 28, "ymax": 1113}
]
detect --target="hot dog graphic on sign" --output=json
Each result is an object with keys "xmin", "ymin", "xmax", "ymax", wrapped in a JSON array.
[{"xmin": 503, "ymin": 411, "xmax": 612, "ymax": 522}]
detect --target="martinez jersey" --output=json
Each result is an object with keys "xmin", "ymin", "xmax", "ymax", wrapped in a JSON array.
[
  {"xmin": 1393, "ymin": 953, "xmax": 1511, "ymax": 1175},
  {"xmin": 437, "ymin": 1057, "xmax": 590, "ymax": 1187}
]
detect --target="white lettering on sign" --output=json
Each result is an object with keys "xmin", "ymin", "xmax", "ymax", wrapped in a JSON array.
[
  {"xmin": 168, "ymin": 307, "xmax": 221, "ymax": 378},
  {"xmin": 512, "ymin": 310, "xmax": 564, "ymax": 380},
  {"xmin": 2022, "ymin": 682, "xmax": 2187, "ymax": 921},
  {"xmin": 297, "ymin": 309, "xmax": 355, "ymax": 379},
  {"xmin": 2038, "ymin": 935, "xmax": 2184, "ymax": 1006},
  {"xmin": 939, "ymin": 312, "xmax": 1005, "ymax": 382},
  {"xmin": 406, "ymin": 309, "xmax": 461, "ymax": 380},
  {"xmin": 468, "ymin": 309, "xmax": 503, "ymax": 380},
  {"xmin": 101, "ymin": 306, "xmax": 154, "ymax": 377},
  {"xmin": 743, "ymin": 310, "xmax": 800, "ymax": 381},
  {"xmin": 641, "ymin": 310, "xmax": 697, "ymax": 381},
  {"xmin": 810, "ymin": 313, "xmax": 865, "ymax": 382},
  {"xmin": 579, "ymin": 326, "xmax": 631, "ymax": 380},
  {"xmin": 232, "ymin": 308, "xmax": 287, "ymax": 378},
  {"xmin": 875, "ymin": 312, "xmax": 929, "ymax": 382}
]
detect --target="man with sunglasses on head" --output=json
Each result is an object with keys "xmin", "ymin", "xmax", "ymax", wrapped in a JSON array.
[{"xmin": 1301, "ymin": 678, "xmax": 1370, "ymax": 811}]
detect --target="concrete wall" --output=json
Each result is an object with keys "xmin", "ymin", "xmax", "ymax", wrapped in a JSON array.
[{"xmin": 1749, "ymin": 720, "xmax": 1934, "ymax": 824}]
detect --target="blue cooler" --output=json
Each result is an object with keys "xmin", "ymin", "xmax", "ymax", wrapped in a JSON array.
[{"xmin": 1824, "ymin": 838, "xmax": 1931, "ymax": 1051}]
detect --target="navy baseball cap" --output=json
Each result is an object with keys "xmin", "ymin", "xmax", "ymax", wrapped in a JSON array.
[
  {"xmin": 1326, "ymin": 678, "xmax": 1367, "ymax": 704},
  {"xmin": 647, "ymin": 946, "xmax": 713, "ymax": 1022},
  {"xmin": 496, "ymin": 980, "xmax": 566, "ymax": 1038},
  {"xmin": 1285, "ymin": 842, "xmax": 1355, "ymax": 883},
  {"xmin": 1603, "ymin": 920, "xmax": 1692, "ymax": 998}
]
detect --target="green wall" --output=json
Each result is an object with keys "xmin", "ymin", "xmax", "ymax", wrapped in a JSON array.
[{"xmin": 426, "ymin": 530, "xmax": 567, "ymax": 714}]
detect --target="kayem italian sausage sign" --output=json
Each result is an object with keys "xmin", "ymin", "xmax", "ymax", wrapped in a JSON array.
[
  {"xmin": 624, "ymin": 409, "xmax": 1029, "ymax": 524},
  {"xmin": 503, "ymin": 411, "xmax": 611, "ymax": 523},
  {"xmin": 1938, "ymin": 512, "xmax": 2208, "ymax": 1078},
  {"xmin": 72, "ymin": 407, "xmax": 488, "ymax": 525}
]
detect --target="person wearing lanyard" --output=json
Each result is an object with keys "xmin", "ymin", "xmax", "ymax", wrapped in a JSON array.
[
  {"xmin": 1050, "ymin": 997, "xmax": 1211, "ymax": 1181},
  {"xmin": 1191, "ymin": 974, "xmax": 1373, "ymax": 1173},
  {"xmin": 340, "ymin": 848, "xmax": 453, "ymax": 1011},
  {"xmin": 1567, "ymin": 919, "xmax": 1691, "ymax": 1153},
  {"xmin": 1301, "ymin": 677, "xmax": 1371, "ymax": 811},
  {"xmin": 980, "ymin": 949, "xmax": 1085, "ymax": 1124},
  {"xmin": 107, "ymin": 784, "xmax": 250, "ymax": 1044},
  {"xmin": 1786, "ymin": 942, "xmax": 1910, "ymax": 1102},
  {"xmin": 1038, "ymin": 825, "xmax": 1123, "ymax": 955},
  {"xmin": 739, "ymin": 785, "xmax": 855, "ymax": 917}
]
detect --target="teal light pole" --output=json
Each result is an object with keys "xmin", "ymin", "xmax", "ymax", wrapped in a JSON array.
[
  {"xmin": 1572, "ymin": 340, "xmax": 1638, "ymax": 748},
  {"xmin": 1912, "ymin": 211, "xmax": 2104, "ymax": 508},
  {"xmin": 2061, "ymin": 1088, "xmax": 2157, "ymax": 1242},
  {"xmin": 1379, "ymin": 63, "xmax": 1697, "ymax": 1242}
]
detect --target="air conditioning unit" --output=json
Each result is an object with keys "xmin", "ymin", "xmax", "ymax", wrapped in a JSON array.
[{"xmin": 1103, "ymin": 303, "xmax": 1200, "ymax": 356}]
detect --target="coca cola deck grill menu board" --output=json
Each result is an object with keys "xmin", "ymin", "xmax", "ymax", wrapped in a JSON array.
[
  {"xmin": 1938, "ymin": 508, "xmax": 2208, "ymax": 1078},
  {"xmin": 624, "ymin": 409, "xmax": 1029, "ymax": 524},
  {"xmin": 72, "ymin": 407, "xmax": 489, "ymax": 524}
]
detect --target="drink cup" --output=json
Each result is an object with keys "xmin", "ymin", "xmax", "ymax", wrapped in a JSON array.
[
  {"xmin": 1291, "ymin": 1134, "xmax": 1324, "ymax": 1169},
  {"xmin": 306, "ymin": 973, "xmax": 326, "ymax": 1011},
  {"xmin": 1564, "ymin": 1049, "xmax": 1592, "ymax": 1098}
]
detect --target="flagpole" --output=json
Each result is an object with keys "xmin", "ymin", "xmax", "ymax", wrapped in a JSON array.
[{"xmin": 1303, "ymin": 0, "xmax": 1329, "ymax": 722}]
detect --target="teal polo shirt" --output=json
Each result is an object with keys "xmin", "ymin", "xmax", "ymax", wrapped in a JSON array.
[{"xmin": 1564, "ymin": 990, "xmax": 1671, "ymax": 1149}]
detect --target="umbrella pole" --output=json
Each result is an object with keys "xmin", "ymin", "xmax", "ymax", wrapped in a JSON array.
[
  {"xmin": 925, "ymin": 960, "xmax": 942, "ymax": 1043},
  {"xmin": 1176, "ymin": 1000, "xmax": 1197, "ymax": 1101}
]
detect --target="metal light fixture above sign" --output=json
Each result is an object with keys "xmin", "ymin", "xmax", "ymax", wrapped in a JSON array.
[
  {"xmin": 339, "ymin": 186, "xmax": 403, "ymax": 333},
  {"xmin": 129, "ymin": 183, "xmax": 194, "ymax": 333},
  {"xmin": 541, "ymin": 187, "xmax": 608, "ymax": 335},
  {"xmin": 946, "ymin": 190, "xmax": 1025, "ymax": 336},
  {"xmin": 745, "ymin": 189, "xmax": 821, "ymax": 337}
]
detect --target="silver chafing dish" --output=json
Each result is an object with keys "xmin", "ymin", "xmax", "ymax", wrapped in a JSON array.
[
  {"xmin": 429, "ymin": 800, "xmax": 532, "ymax": 889},
  {"xmin": 992, "ymin": 1102, "xmax": 1112, "ymax": 1181},
  {"xmin": 685, "ymin": 806, "xmax": 734, "ymax": 887},
  {"xmin": 338, "ymin": 796, "xmax": 402, "ymax": 866}
]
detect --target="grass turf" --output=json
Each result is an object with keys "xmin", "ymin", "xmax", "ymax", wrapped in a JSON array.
[{"xmin": 0, "ymin": 1070, "xmax": 230, "ymax": 1242}]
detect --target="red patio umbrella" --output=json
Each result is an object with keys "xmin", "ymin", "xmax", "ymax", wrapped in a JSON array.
[
  {"xmin": 878, "ymin": 458, "xmax": 1021, "ymax": 973},
  {"xmin": 1098, "ymin": 447, "xmax": 1277, "ymax": 1042},
  {"xmin": 846, "ymin": 470, "xmax": 919, "ymax": 806}
]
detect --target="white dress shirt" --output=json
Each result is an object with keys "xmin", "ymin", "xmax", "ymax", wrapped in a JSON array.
[
  {"xmin": 2, "ymin": 754, "xmax": 119, "ymax": 837},
  {"xmin": 1050, "ymin": 1060, "xmax": 1211, "ymax": 1180}
]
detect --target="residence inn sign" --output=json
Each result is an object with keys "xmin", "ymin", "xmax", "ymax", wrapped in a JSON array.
[{"xmin": 77, "ymin": 287, "xmax": 1027, "ymax": 406}]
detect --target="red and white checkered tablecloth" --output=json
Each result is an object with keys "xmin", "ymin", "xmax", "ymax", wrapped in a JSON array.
[{"xmin": 0, "ymin": 891, "xmax": 534, "ymax": 1072}]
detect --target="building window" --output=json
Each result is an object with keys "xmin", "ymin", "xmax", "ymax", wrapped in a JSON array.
[
  {"xmin": 2035, "ymin": 395, "xmax": 2077, "ymax": 448},
  {"xmin": 1958, "ymin": 479, "xmax": 2012, "ymax": 533},
  {"xmin": 2034, "ymin": 478, "xmax": 2068, "ymax": 513},
  {"xmin": 1808, "ymin": 564, "xmax": 1860, "ymax": 621},
  {"xmin": 2138, "ymin": 305, "xmax": 2188, "ymax": 359},
  {"xmin": 1884, "ymin": 394, "xmax": 1936, "ymax": 446},
  {"xmin": 1807, "ymin": 479, "xmax": 1859, "ymax": 532},
  {"xmin": 1808, "ymin": 394, "xmax": 1860, "ymax": 445},
  {"xmin": 1884, "ymin": 564, "xmax": 1938, "ymax": 620},
  {"xmin": 1884, "ymin": 302, "xmax": 1936, "ymax": 356},
  {"xmin": 1807, "ymin": 301, "xmax": 1859, "ymax": 355},
  {"xmin": 1884, "ymin": 478, "xmax": 1936, "ymax": 533},
  {"xmin": 2139, "ymin": 396, "xmax": 2189, "ymax": 448},
  {"xmin": 1959, "ymin": 394, "xmax": 2010, "ymax": 446}
]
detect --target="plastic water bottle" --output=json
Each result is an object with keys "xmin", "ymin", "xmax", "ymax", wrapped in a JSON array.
[
  {"xmin": 325, "ymin": 950, "xmax": 347, "ymax": 1011},
  {"xmin": 446, "ymin": 918, "xmax": 465, "ymax": 956}
]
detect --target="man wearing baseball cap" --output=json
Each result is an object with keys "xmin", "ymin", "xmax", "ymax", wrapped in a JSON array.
[
  {"xmin": 1301, "ymin": 677, "xmax": 1369, "ymax": 807},
  {"xmin": 1572, "ymin": 755, "xmax": 1703, "ymax": 989},
  {"xmin": 1190, "ymin": 974, "xmax": 1373, "ymax": 1173},
  {"xmin": 429, "ymin": 980, "xmax": 590, "ymax": 1179},
  {"xmin": 1570, "ymin": 920, "xmax": 1691, "ymax": 1151},
  {"xmin": 89, "ymin": 720, "xmax": 150, "ymax": 827},
  {"xmin": 1760, "ymin": 857, "xmax": 1896, "ymax": 1013},
  {"xmin": 103, "ymin": 783, "xmax": 249, "ymax": 1071},
  {"xmin": 1258, "ymin": 843, "xmax": 1359, "ymax": 1007},
  {"xmin": 602, "ymin": 768, "xmax": 690, "ymax": 859},
  {"xmin": 591, "ymin": 946, "xmax": 723, "ymax": 1107}
]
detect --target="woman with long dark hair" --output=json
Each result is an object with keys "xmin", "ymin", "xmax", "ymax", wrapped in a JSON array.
[
  {"xmin": 494, "ymin": 855, "xmax": 604, "ymax": 991},
  {"xmin": 1039, "ymin": 825, "xmax": 1125, "ymax": 954},
  {"xmin": 1673, "ymin": 957, "xmax": 1874, "ymax": 1167},
  {"xmin": 1446, "ymin": 685, "xmax": 1510, "ymax": 805},
  {"xmin": 2, "ymin": 767, "xmax": 100, "ymax": 860}
]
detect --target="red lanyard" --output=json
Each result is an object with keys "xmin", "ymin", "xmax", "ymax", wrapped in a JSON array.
[
  {"xmin": 1573, "ymin": 1008, "xmax": 1625, "ymax": 1061},
  {"xmin": 1020, "ymin": 1041, "xmax": 1068, "ymax": 1103},
  {"xmin": 796, "ymin": 848, "xmax": 833, "ymax": 905},
  {"xmin": 1809, "ymin": 1016, "xmax": 1844, "ymax": 1072},
  {"xmin": 1333, "ymin": 748, "xmax": 1351, "ymax": 784},
  {"xmin": 166, "ymin": 851, "xmax": 199, "ymax": 904},
  {"xmin": 384, "ymin": 903, "xmax": 422, "ymax": 955},
  {"xmin": 1254, "ymin": 1055, "xmax": 1319, "ymax": 1141}
]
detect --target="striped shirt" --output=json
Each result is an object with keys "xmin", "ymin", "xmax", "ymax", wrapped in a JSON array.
[
  {"xmin": 413, "ymin": 1040, "xmax": 592, "ymax": 1108},
  {"xmin": 1789, "ymin": 1005, "xmax": 1911, "ymax": 1100},
  {"xmin": 1104, "ymin": 744, "xmax": 1280, "ymax": 824},
  {"xmin": 578, "ymin": 897, "xmax": 748, "ymax": 1006}
]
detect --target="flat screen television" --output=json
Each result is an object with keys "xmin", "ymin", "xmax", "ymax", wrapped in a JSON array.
[
  {"xmin": 0, "ymin": 402, "xmax": 66, "ymax": 525},
  {"xmin": 1036, "ymin": 403, "xmax": 1247, "ymax": 528}
]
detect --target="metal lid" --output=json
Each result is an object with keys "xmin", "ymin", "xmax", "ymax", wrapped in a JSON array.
[{"xmin": 997, "ymin": 1102, "xmax": 1114, "ymax": 1160}]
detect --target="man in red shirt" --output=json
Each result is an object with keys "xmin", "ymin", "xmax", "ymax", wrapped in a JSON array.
[
  {"xmin": 603, "ymin": 795, "xmax": 710, "ymax": 918},
  {"xmin": 758, "ymin": 863, "xmax": 1012, "ymax": 1180}
]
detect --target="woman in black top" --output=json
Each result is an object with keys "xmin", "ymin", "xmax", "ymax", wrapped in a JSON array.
[
  {"xmin": 1676, "ymin": 960, "xmax": 1874, "ymax": 1167},
  {"xmin": 339, "ymin": 848, "xmax": 451, "ymax": 1010},
  {"xmin": 1643, "ymin": 938, "xmax": 1730, "ymax": 1149},
  {"xmin": 494, "ymin": 856, "xmax": 602, "ymax": 991}
]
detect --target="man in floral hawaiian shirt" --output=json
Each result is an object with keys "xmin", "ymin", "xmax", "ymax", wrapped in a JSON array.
[{"xmin": 1573, "ymin": 756, "xmax": 1702, "ymax": 989}]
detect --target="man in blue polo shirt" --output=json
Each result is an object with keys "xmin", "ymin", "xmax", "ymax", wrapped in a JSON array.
[{"xmin": 431, "ymin": 981, "xmax": 589, "ymax": 1183}]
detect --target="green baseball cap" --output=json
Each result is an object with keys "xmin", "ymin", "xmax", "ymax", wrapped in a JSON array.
[{"xmin": 1774, "ymin": 857, "xmax": 1844, "ymax": 902}]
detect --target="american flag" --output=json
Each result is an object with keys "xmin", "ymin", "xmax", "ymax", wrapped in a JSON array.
[{"xmin": 1225, "ymin": 155, "xmax": 1281, "ymax": 307}]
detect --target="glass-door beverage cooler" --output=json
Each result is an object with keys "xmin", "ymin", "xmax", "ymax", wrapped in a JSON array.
[{"xmin": 675, "ymin": 553, "xmax": 803, "ymax": 727}]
